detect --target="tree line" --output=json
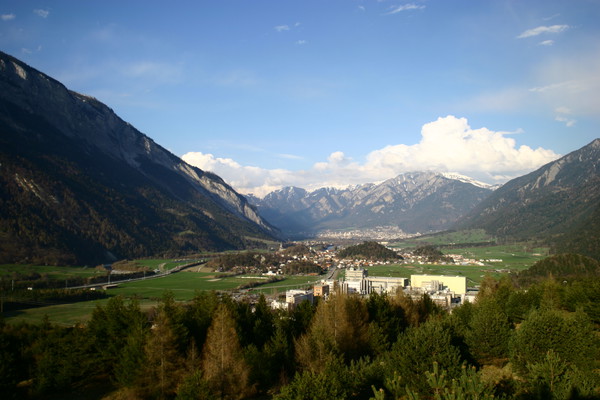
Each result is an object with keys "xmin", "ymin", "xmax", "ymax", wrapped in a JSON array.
[{"xmin": 0, "ymin": 274, "xmax": 599, "ymax": 399}]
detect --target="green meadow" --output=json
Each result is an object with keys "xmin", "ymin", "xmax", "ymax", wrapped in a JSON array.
[
  {"xmin": 3, "ymin": 270, "xmax": 322, "ymax": 326},
  {"xmin": 0, "ymin": 264, "xmax": 105, "ymax": 280},
  {"xmin": 2, "ymin": 237, "xmax": 547, "ymax": 326}
]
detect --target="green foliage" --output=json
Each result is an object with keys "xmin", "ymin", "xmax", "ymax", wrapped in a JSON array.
[
  {"xmin": 413, "ymin": 245, "xmax": 454, "ymax": 263},
  {"xmin": 338, "ymin": 241, "xmax": 402, "ymax": 261},
  {"xmin": 509, "ymin": 308, "xmax": 599, "ymax": 375},
  {"xmin": 276, "ymin": 356, "xmax": 383, "ymax": 400},
  {"xmin": 518, "ymin": 253, "xmax": 600, "ymax": 286},
  {"xmin": 2, "ymin": 273, "xmax": 599, "ymax": 399},
  {"xmin": 30, "ymin": 324, "xmax": 96, "ymax": 394},
  {"xmin": 87, "ymin": 296, "xmax": 149, "ymax": 379},
  {"xmin": 383, "ymin": 318, "xmax": 463, "ymax": 396},
  {"xmin": 465, "ymin": 297, "xmax": 512, "ymax": 365},
  {"xmin": 366, "ymin": 292, "xmax": 407, "ymax": 351},
  {"xmin": 518, "ymin": 348, "xmax": 600, "ymax": 400},
  {"xmin": 175, "ymin": 370, "xmax": 216, "ymax": 400}
]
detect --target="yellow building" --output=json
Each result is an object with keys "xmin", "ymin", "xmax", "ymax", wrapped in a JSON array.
[
  {"xmin": 410, "ymin": 274, "xmax": 466, "ymax": 295},
  {"xmin": 313, "ymin": 284, "xmax": 330, "ymax": 297}
]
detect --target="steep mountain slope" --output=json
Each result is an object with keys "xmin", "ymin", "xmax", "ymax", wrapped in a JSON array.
[
  {"xmin": 249, "ymin": 172, "xmax": 493, "ymax": 237},
  {"xmin": 455, "ymin": 139, "xmax": 600, "ymax": 259},
  {"xmin": 0, "ymin": 51, "xmax": 276, "ymax": 265}
]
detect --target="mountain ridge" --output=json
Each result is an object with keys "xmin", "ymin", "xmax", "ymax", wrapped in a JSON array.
[
  {"xmin": 455, "ymin": 138, "xmax": 600, "ymax": 259},
  {"xmin": 0, "ymin": 51, "xmax": 276, "ymax": 265},
  {"xmin": 248, "ymin": 171, "xmax": 493, "ymax": 238}
]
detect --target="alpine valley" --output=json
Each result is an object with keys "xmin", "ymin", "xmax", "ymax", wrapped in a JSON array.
[{"xmin": 1, "ymin": 50, "xmax": 599, "ymax": 265}]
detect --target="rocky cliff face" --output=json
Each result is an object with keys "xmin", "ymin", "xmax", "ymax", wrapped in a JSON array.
[
  {"xmin": 249, "ymin": 172, "xmax": 493, "ymax": 237},
  {"xmin": 0, "ymin": 51, "xmax": 276, "ymax": 265}
]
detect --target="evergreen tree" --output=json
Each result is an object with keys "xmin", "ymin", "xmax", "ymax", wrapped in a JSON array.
[
  {"xmin": 510, "ymin": 308, "xmax": 599, "ymax": 376},
  {"xmin": 383, "ymin": 319, "xmax": 463, "ymax": 396},
  {"xmin": 466, "ymin": 297, "xmax": 512, "ymax": 365}
]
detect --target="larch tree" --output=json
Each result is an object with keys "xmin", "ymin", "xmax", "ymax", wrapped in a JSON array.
[
  {"xmin": 295, "ymin": 292, "xmax": 371, "ymax": 373},
  {"xmin": 143, "ymin": 308, "xmax": 184, "ymax": 399},
  {"xmin": 201, "ymin": 303, "xmax": 250, "ymax": 400}
]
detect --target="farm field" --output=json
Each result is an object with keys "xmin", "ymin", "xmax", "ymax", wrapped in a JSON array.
[
  {"xmin": 443, "ymin": 244, "xmax": 549, "ymax": 269},
  {"xmin": 0, "ymin": 264, "xmax": 104, "ymax": 280},
  {"xmin": 3, "ymin": 270, "xmax": 322, "ymax": 326},
  {"xmin": 390, "ymin": 229, "xmax": 493, "ymax": 248}
]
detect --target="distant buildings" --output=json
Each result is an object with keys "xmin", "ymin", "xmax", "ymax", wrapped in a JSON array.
[
  {"xmin": 313, "ymin": 283, "xmax": 329, "ymax": 298},
  {"xmin": 340, "ymin": 267, "xmax": 471, "ymax": 309}
]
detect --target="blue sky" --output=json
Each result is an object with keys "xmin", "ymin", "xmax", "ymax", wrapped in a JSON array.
[{"xmin": 1, "ymin": 1, "xmax": 599, "ymax": 195}]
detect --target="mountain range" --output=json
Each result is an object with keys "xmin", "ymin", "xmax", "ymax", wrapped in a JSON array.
[
  {"xmin": 0, "ymin": 51, "xmax": 276, "ymax": 265},
  {"xmin": 247, "ymin": 172, "xmax": 494, "ymax": 237}
]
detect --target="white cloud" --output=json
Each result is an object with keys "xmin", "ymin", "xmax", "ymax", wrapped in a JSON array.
[
  {"xmin": 530, "ymin": 51, "xmax": 600, "ymax": 116},
  {"xmin": 517, "ymin": 24, "xmax": 569, "ymax": 39},
  {"xmin": 296, "ymin": 40, "xmax": 307, "ymax": 45},
  {"xmin": 182, "ymin": 116, "xmax": 559, "ymax": 197},
  {"xmin": 274, "ymin": 25, "xmax": 290, "ymax": 32},
  {"xmin": 554, "ymin": 107, "xmax": 576, "ymax": 127},
  {"xmin": 386, "ymin": 4, "xmax": 426, "ymax": 14},
  {"xmin": 1, "ymin": 13, "xmax": 15, "ymax": 21},
  {"xmin": 539, "ymin": 40, "xmax": 554, "ymax": 46},
  {"xmin": 33, "ymin": 9, "xmax": 49, "ymax": 18}
]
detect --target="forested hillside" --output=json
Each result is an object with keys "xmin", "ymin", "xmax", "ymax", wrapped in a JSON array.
[
  {"xmin": 1, "ymin": 273, "xmax": 598, "ymax": 399},
  {"xmin": 455, "ymin": 139, "xmax": 600, "ymax": 260},
  {"xmin": 0, "ymin": 51, "xmax": 275, "ymax": 266},
  {"xmin": 337, "ymin": 241, "xmax": 402, "ymax": 261}
]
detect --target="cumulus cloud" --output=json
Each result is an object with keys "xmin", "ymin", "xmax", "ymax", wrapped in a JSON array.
[
  {"xmin": 33, "ymin": 9, "xmax": 49, "ymax": 18},
  {"xmin": 182, "ymin": 116, "xmax": 559, "ymax": 197},
  {"xmin": 1, "ymin": 13, "xmax": 16, "ymax": 21},
  {"xmin": 517, "ymin": 24, "xmax": 569, "ymax": 39},
  {"xmin": 386, "ymin": 4, "xmax": 426, "ymax": 14}
]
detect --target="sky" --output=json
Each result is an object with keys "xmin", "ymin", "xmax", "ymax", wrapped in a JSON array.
[{"xmin": 1, "ymin": 1, "xmax": 599, "ymax": 196}]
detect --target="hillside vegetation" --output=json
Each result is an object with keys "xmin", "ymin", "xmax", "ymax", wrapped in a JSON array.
[
  {"xmin": 337, "ymin": 241, "xmax": 402, "ymax": 261},
  {"xmin": 1, "ymin": 273, "xmax": 599, "ymax": 399}
]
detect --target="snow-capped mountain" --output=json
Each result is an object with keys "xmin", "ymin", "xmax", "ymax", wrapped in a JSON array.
[{"xmin": 248, "ymin": 171, "xmax": 494, "ymax": 238}]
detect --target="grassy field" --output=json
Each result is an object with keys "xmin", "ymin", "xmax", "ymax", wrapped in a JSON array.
[
  {"xmin": 2, "ymin": 235, "xmax": 548, "ymax": 326},
  {"xmin": 390, "ymin": 229, "xmax": 493, "ymax": 248},
  {"xmin": 3, "ymin": 271, "xmax": 322, "ymax": 326},
  {"xmin": 0, "ymin": 264, "xmax": 105, "ymax": 280},
  {"xmin": 443, "ymin": 244, "xmax": 549, "ymax": 269}
]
